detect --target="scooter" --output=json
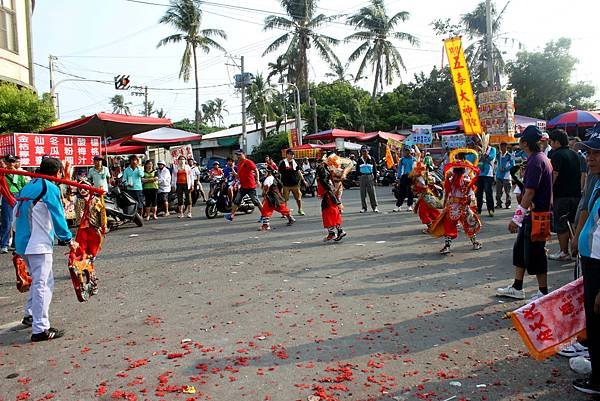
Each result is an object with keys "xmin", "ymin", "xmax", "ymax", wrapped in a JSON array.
[
  {"xmin": 300, "ymin": 169, "xmax": 316, "ymax": 197},
  {"xmin": 205, "ymin": 178, "xmax": 255, "ymax": 219},
  {"xmin": 342, "ymin": 170, "xmax": 360, "ymax": 189},
  {"xmin": 104, "ymin": 186, "xmax": 144, "ymax": 230}
]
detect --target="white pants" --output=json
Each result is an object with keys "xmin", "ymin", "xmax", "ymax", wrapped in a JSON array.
[{"xmin": 24, "ymin": 254, "xmax": 54, "ymax": 334}]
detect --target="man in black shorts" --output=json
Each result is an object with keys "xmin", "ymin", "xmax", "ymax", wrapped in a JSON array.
[
  {"xmin": 496, "ymin": 126, "xmax": 553, "ymax": 301},
  {"xmin": 548, "ymin": 129, "xmax": 582, "ymax": 261},
  {"xmin": 224, "ymin": 149, "xmax": 262, "ymax": 221}
]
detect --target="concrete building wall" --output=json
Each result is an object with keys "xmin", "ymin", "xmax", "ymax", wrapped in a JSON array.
[{"xmin": 0, "ymin": 0, "xmax": 34, "ymax": 89}]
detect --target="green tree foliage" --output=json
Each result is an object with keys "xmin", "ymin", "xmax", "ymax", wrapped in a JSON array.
[
  {"xmin": 263, "ymin": 0, "xmax": 339, "ymax": 102},
  {"xmin": 0, "ymin": 84, "xmax": 55, "ymax": 133},
  {"xmin": 246, "ymin": 74, "xmax": 282, "ymax": 139},
  {"xmin": 408, "ymin": 67, "xmax": 459, "ymax": 124},
  {"xmin": 507, "ymin": 38, "xmax": 596, "ymax": 119},
  {"xmin": 172, "ymin": 118, "xmax": 221, "ymax": 134},
  {"xmin": 157, "ymin": 0, "xmax": 227, "ymax": 135},
  {"xmin": 346, "ymin": 0, "xmax": 419, "ymax": 100},
  {"xmin": 109, "ymin": 94, "xmax": 132, "ymax": 115},
  {"xmin": 250, "ymin": 131, "xmax": 289, "ymax": 163}
]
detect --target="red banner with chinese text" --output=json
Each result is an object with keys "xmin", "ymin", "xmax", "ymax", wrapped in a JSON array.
[
  {"xmin": 511, "ymin": 277, "xmax": 586, "ymax": 360},
  {"xmin": 444, "ymin": 37, "xmax": 482, "ymax": 135},
  {"xmin": 288, "ymin": 129, "xmax": 299, "ymax": 148},
  {"xmin": 0, "ymin": 133, "xmax": 102, "ymax": 167}
]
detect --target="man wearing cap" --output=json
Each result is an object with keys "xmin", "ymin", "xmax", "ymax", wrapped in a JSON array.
[
  {"xmin": 156, "ymin": 160, "xmax": 172, "ymax": 216},
  {"xmin": 495, "ymin": 142, "xmax": 514, "ymax": 209},
  {"xmin": 541, "ymin": 132, "xmax": 551, "ymax": 157},
  {"xmin": 475, "ymin": 140, "xmax": 497, "ymax": 217},
  {"xmin": 88, "ymin": 156, "xmax": 110, "ymax": 192},
  {"xmin": 393, "ymin": 146, "xmax": 416, "ymax": 212},
  {"xmin": 497, "ymin": 126, "xmax": 553, "ymax": 301},
  {"xmin": 570, "ymin": 128, "xmax": 600, "ymax": 395},
  {"xmin": 15, "ymin": 157, "xmax": 79, "ymax": 341},
  {"xmin": 224, "ymin": 149, "xmax": 263, "ymax": 221},
  {"xmin": 356, "ymin": 145, "xmax": 379, "ymax": 213},
  {"xmin": 1, "ymin": 154, "xmax": 27, "ymax": 253},
  {"xmin": 548, "ymin": 129, "xmax": 582, "ymax": 261}
]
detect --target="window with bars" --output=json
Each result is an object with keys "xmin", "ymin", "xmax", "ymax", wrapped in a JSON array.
[{"xmin": 0, "ymin": 0, "xmax": 18, "ymax": 53}]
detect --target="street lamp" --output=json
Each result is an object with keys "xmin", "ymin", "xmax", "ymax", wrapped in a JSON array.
[{"xmin": 271, "ymin": 83, "xmax": 302, "ymax": 145}]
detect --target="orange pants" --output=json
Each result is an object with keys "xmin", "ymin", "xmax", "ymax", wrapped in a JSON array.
[
  {"xmin": 75, "ymin": 227, "xmax": 103, "ymax": 257},
  {"xmin": 415, "ymin": 197, "xmax": 440, "ymax": 226},
  {"xmin": 261, "ymin": 200, "xmax": 291, "ymax": 218}
]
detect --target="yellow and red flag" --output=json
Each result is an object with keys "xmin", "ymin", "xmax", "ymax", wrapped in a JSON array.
[{"xmin": 444, "ymin": 37, "xmax": 482, "ymax": 135}]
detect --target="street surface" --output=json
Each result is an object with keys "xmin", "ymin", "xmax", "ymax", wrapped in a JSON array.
[{"xmin": 0, "ymin": 187, "xmax": 582, "ymax": 400}]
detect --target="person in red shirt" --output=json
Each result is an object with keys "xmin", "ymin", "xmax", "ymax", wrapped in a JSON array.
[
  {"xmin": 265, "ymin": 155, "xmax": 278, "ymax": 171},
  {"xmin": 224, "ymin": 149, "xmax": 263, "ymax": 221}
]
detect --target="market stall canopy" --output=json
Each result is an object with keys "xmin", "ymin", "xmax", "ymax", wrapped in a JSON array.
[
  {"xmin": 121, "ymin": 127, "xmax": 201, "ymax": 146},
  {"xmin": 432, "ymin": 115, "xmax": 545, "ymax": 133},
  {"xmin": 304, "ymin": 128, "xmax": 365, "ymax": 141},
  {"xmin": 547, "ymin": 110, "xmax": 600, "ymax": 128},
  {"xmin": 42, "ymin": 113, "xmax": 172, "ymax": 139},
  {"xmin": 105, "ymin": 137, "xmax": 145, "ymax": 155},
  {"xmin": 358, "ymin": 131, "xmax": 406, "ymax": 142},
  {"xmin": 317, "ymin": 141, "xmax": 364, "ymax": 151}
]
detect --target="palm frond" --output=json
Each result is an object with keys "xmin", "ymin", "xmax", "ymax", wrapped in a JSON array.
[
  {"xmin": 392, "ymin": 31, "xmax": 420, "ymax": 46},
  {"xmin": 197, "ymin": 36, "xmax": 227, "ymax": 54},
  {"xmin": 262, "ymin": 33, "xmax": 290, "ymax": 56},
  {"xmin": 312, "ymin": 36, "xmax": 340, "ymax": 68},
  {"xmin": 264, "ymin": 15, "xmax": 295, "ymax": 31},
  {"xmin": 347, "ymin": 41, "xmax": 370, "ymax": 63},
  {"xmin": 157, "ymin": 33, "xmax": 184, "ymax": 48},
  {"xmin": 388, "ymin": 10, "xmax": 410, "ymax": 26},
  {"xmin": 344, "ymin": 31, "xmax": 373, "ymax": 43},
  {"xmin": 199, "ymin": 28, "xmax": 227, "ymax": 40},
  {"xmin": 179, "ymin": 43, "xmax": 192, "ymax": 81}
]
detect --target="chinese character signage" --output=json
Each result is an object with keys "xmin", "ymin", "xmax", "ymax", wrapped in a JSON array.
[
  {"xmin": 170, "ymin": 144, "xmax": 193, "ymax": 161},
  {"xmin": 511, "ymin": 277, "xmax": 586, "ymax": 360},
  {"xmin": 478, "ymin": 90, "xmax": 516, "ymax": 144},
  {"xmin": 288, "ymin": 128, "xmax": 299, "ymax": 148},
  {"xmin": 0, "ymin": 133, "xmax": 101, "ymax": 167},
  {"xmin": 444, "ymin": 37, "xmax": 482, "ymax": 135},
  {"xmin": 405, "ymin": 125, "xmax": 433, "ymax": 146},
  {"xmin": 441, "ymin": 134, "xmax": 467, "ymax": 150}
]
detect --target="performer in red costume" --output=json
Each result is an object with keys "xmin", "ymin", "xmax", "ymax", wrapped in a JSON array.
[
  {"xmin": 410, "ymin": 160, "xmax": 442, "ymax": 233},
  {"xmin": 430, "ymin": 149, "xmax": 482, "ymax": 254},
  {"xmin": 316, "ymin": 155, "xmax": 347, "ymax": 242}
]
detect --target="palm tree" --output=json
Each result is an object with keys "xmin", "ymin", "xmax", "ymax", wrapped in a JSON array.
[
  {"xmin": 461, "ymin": 1, "xmax": 510, "ymax": 89},
  {"xmin": 246, "ymin": 74, "xmax": 278, "ymax": 139},
  {"xmin": 325, "ymin": 60, "xmax": 357, "ymax": 82},
  {"xmin": 213, "ymin": 98, "xmax": 228, "ymax": 127},
  {"xmin": 263, "ymin": 0, "xmax": 340, "ymax": 102},
  {"xmin": 201, "ymin": 100, "xmax": 216, "ymax": 126},
  {"xmin": 157, "ymin": 0, "xmax": 227, "ymax": 135},
  {"xmin": 141, "ymin": 100, "xmax": 155, "ymax": 117},
  {"xmin": 266, "ymin": 54, "xmax": 293, "ymax": 84},
  {"xmin": 345, "ymin": 0, "xmax": 419, "ymax": 100},
  {"xmin": 155, "ymin": 108, "xmax": 168, "ymax": 118},
  {"xmin": 109, "ymin": 95, "xmax": 132, "ymax": 115}
]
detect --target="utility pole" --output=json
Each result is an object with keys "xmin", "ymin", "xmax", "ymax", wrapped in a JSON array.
[
  {"xmin": 485, "ymin": 0, "xmax": 494, "ymax": 91},
  {"xmin": 132, "ymin": 86, "xmax": 150, "ymax": 116},
  {"xmin": 48, "ymin": 54, "xmax": 59, "ymax": 117},
  {"xmin": 240, "ymin": 55, "xmax": 247, "ymax": 153},
  {"xmin": 310, "ymin": 98, "xmax": 317, "ymax": 134}
]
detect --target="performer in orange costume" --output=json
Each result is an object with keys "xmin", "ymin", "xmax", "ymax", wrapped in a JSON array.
[{"xmin": 410, "ymin": 161, "xmax": 442, "ymax": 233}]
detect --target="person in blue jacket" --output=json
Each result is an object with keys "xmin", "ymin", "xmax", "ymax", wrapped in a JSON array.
[
  {"xmin": 495, "ymin": 142, "xmax": 515, "ymax": 209},
  {"xmin": 15, "ymin": 157, "xmax": 79, "ymax": 342}
]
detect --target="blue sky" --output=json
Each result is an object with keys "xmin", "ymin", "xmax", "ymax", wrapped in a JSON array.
[{"xmin": 32, "ymin": 0, "xmax": 599, "ymax": 125}]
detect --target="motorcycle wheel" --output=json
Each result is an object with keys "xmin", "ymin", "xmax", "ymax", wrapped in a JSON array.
[
  {"xmin": 243, "ymin": 205, "xmax": 254, "ymax": 214},
  {"xmin": 133, "ymin": 213, "xmax": 144, "ymax": 227},
  {"xmin": 205, "ymin": 204, "xmax": 218, "ymax": 219}
]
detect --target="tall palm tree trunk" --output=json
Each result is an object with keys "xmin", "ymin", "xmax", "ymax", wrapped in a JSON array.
[
  {"xmin": 193, "ymin": 44, "xmax": 200, "ymax": 135},
  {"xmin": 371, "ymin": 56, "xmax": 381, "ymax": 101},
  {"xmin": 298, "ymin": 36, "xmax": 309, "ymax": 103}
]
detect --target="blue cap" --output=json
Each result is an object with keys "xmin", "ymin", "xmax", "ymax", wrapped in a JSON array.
[
  {"xmin": 578, "ymin": 123, "xmax": 600, "ymax": 151},
  {"xmin": 515, "ymin": 125, "xmax": 542, "ymax": 142},
  {"xmin": 360, "ymin": 145, "xmax": 369, "ymax": 151}
]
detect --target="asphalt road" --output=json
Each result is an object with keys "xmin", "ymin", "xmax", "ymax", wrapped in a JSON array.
[{"xmin": 0, "ymin": 187, "xmax": 585, "ymax": 401}]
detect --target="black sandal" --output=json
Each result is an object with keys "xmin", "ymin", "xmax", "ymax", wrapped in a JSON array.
[
  {"xmin": 31, "ymin": 327, "xmax": 64, "ymax": 342},
  {"xmin": 21, "ymin": 315, "xmax": 32, "ymax": 327}
]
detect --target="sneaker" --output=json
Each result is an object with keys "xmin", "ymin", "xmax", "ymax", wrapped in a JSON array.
[
  {"xmin": 297, "ymin": 210, "xmax": 305, "ymax": 216},
  {"xmin": 373, "ymin": 208, "xmax": 380, "ymax": 213},
  {"xmin": 224, "ymin": 213, "xmax": 234, "ymax": 222},
  {"xmin": 505, "ymin": 200, "xmax": 511, "ymax": 209},
  {"xmin": 530, "ymin": 290, "xmax": 545, "ymax": 301},
  {"xmin": 187, "ymin": 212, "xmax": 192, "ymax": 218},
  {"xmin": 488, "ymin": 210, "xmax": 495, "ymax": 217},
  {"xmin": 21, "ymin": 315, "xmax": 32, "ymax": 327},
  {"xmin": 177, "ymin": 214, "xmax": 184, "ymax": 219},
  {"xmin": 548, "ymin": 251, "xmax": 571, "ymax": 261},
  {"xmin": 422, "ymin": 228, "xmax": 430, "ymax": 234},
  {"xmin": 31, "ymin": 328, "xmax": 64, "ymax": 342},
  {"xmin": 164, "ymin": 212, "xmax": 170, "ymax": 217},
  {"xmin": 573, "ymin": 378, "xmax": 600, "ymax": 395},
  {"xmin": 392, "ymin": 207, "xmax": 400, "ymax": 212},
  {"xmin": 570, "ymin": 356, "xmax": 592, "ymax": 375},
  {"xmin": 559, "ymin": 342, "xmax": 589, "ymax": 358},
  {"xmin": 496, "ymin": 285, "xmax": 525, "ymax": 300},
  {"xmin": 0, "ymin": 247, "xmax": 8, "ymax": 254},
  {"xmin": 472, "ymin": 241, "xmax": 482, "ymax": 250},
  {"xmin": 334, "ymin": 230, "xmax": 347, "ymax": 242},
  {"xmin": 260, "ymin": 224, "xmax": 270, "ymax": 231},
  {"xmin": 286, "ymin": 216, "xmax": 296, "ymax": 226},
  {"xmin": 324, "ymin": 232, "xmax": 336, "ymax": 242},
  {"xmin": 439, "ymin": 245, "xmax": 451, "ymax": 255},
  {"xmin": 359, "ymin": 209, "xmax": 367, "ymax": 213},
  {"xmin": 495, "ymin": 203, "xmax": 503, "ymax": 209},
  {"xmin": 407, "ymin": 206, "xmax": 413, "ymax": 212}
]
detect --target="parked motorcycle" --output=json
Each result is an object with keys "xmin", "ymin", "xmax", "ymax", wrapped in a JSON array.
[
  {"xmin": 377, "ymin": 166, "xmax": 396, "ymax": 186},
  {"xmin": 342, "ymin": 170, "xmax": 360, "ymax": 190},
  {"xmin": 104, "ymin": 186, "xmax": 144, "ymax": 230},
  {"xmin": 300, "ymin": 169, "xmax": 316, "ymax": 197},
  {"xmin": 205, "ymin": 178, "xmax": 255, "ymax": 219}
]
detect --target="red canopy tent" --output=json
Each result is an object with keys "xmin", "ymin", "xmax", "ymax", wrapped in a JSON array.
[
  {"xmin": 304, "ymin": 128, "xmax": 365, "ymax": 141},
  {"xmin": 105, "ymin": 137, "xmax": 145, "ymax": 155},
  {"xmin": 42, "ymin": 113, "xmax": 172, "ymax": 139},
  {"xmin": 120, "ymin": 127, "xmax": 201, "ymax": 146},
  {"xmin": 357, "ymin": 131, "xmax": 406, "ymax": 142}
]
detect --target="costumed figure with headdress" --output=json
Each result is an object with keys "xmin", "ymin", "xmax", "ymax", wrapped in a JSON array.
[
  {"xmin": 410, "ymin": 160, "xmax": 443, "ymax": 233},
  {"xmin": 259, "ymin": 168, "xmax": 295, "ymax": 230},
  {"xmin": 327, "ymin": 153, "xmax": 355, "ymax": 212},
  {"xmin": 316, "ymin": 155, "xmax": 347, "ymax": 242},
  {"xmin": 429, "ymin": 149, "xmax": 482, "ymax": 254}
]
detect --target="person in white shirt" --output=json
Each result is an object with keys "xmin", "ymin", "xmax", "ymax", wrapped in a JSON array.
[
  {"xmin": 88, "ymin": 156, "xmax": 110, "ymax": 192},
  {"xmin": 301, "ymin": 157, "xmax": 312, "ymax": 172},
  {"xmin": 187, "ymin": 158, "xmax": 206, "ymax": 206},
  {"xmin": 156, "ymin": 160, "xmax": 172, "ymax": 216}
]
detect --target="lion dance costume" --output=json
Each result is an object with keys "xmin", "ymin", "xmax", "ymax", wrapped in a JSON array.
[
  {"xmin": 429, "ymin": 149, "xmax": 482, "ymax": 254},
  {"xmin": 0, "ymin": 168, "xmax": 106, "ymax": 302},
  {"xmin": 317, "ymin": 155, "xmax": 347, "ymax": 242},
  {"xmin": 410, "ymin": 161, "xmax": 442, "ymax": 232}
]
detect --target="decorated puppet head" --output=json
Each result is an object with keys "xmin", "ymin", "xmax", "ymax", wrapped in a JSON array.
[{"xmin": 326, "ymin": 153, "xmax": 341, "ymax": 169}]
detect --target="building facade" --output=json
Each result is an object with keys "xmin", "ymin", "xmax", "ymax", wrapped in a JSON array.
[{"xmin": 0, "ymin": 0, "xmax": 34, "ymax": 89}]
